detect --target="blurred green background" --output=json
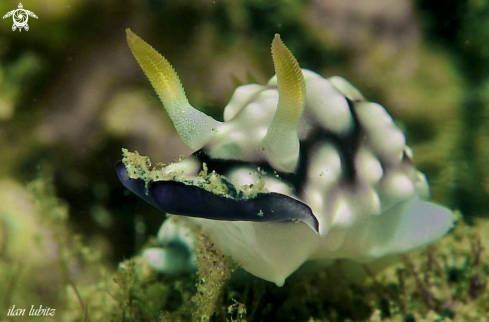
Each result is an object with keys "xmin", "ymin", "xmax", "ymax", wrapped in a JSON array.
[{"xmin": 0, "ymin": 0, "xmax": 488, "ymax": 320}]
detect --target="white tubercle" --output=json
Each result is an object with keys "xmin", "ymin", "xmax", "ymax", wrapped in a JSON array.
[
  {"xmin": 368, "ymin": 190, "xmax": 382, "ymax": 216},
  {"xmin": 209, "ymin": 89, "xmax": 278, "ymax": 161},
  {"xmin": 355, "ymin": 102, "xmax": 406, "ymax": 158},
  {"xmin": 328, "ymin": 76, "xmax": 365, "ymax": 101},
  {"xmin": 379, "ymin": 171, "xmax": 416, "ymax": 212},
  {"xmin": 355, "ymin": 102, "xmax": 393, "ymax": 128},
  {"xmin": 223, "ymin": 84, "xmax": 266, "ymax": 121},
  {"xmin": 413, "ymin": 171, "xmax": 430, "ymax": 199},
  {"xmin": 160, "ymin": 156, "xmax": 201, "ymax": 176},
  {"xmin": 307, "ymin": 143, "xmax": 342, "ymax": 191},
  {"xmin": 306, "ymin": 77, "xmax": 354, "ymax": 134},
  {"xmin": 331, "ymin": 196, "xmax": 356, "ymax": 228},
  {"xmin": 356, "ymin": 146, "xmax": 384, "ymax": 184}
]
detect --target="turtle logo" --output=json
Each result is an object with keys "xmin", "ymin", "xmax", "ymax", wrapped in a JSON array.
[{"xmin": 3, "ymin": 3, "xmax": 38, "ymax": 32}]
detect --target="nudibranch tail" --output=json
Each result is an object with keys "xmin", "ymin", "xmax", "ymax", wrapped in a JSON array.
[
  {"xmin": 126, "ymin": 29, "xmax": 220, "ymax": 150},
  {"xmin": 263, "ymin": 34, "xmax": 306, "ymax": 172}
]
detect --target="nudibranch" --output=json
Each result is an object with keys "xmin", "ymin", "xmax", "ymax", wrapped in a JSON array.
[{"xmin": 117, "ymin": 29, "xmax": 454, "ymax": 286}]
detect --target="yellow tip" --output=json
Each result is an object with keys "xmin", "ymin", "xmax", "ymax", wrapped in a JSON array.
[
  {"xmin": 126, "ymin": 29, "xmax": 187, "ymax": 104},
  {"xmin": 271, "ymin": 34, "xmax": 306, "ymax": 124}
]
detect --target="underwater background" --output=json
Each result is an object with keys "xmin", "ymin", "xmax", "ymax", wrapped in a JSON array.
[{"xmin": 0, "ymin": 0, "xmax": 488, "ymax": 321}]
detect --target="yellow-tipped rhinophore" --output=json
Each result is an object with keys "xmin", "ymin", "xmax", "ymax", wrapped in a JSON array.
[
  {"xmin": 270, "ymin": 34, "xmax": 306, "ymax": 124},
  {"xmin": 127, "ymin": 29, "xmax": 187, "ymax": 104},
  {"xmin": 126, "ymin": 29, "xmax": 219, "ymax": 150},
  {"xmin": 263, "ymin": 34, "xmax": 306, "ymax": 172}
]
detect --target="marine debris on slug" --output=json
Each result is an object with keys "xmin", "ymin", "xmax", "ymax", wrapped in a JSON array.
[
  {"xmin": 121, "ymin": 148, "xmax": 268, "ymax": 199},
  {"xmin": 118, "ymin": 29, "xmax": 454, "ymax": 287}
]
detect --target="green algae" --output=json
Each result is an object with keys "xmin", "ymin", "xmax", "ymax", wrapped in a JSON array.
[
  {"xmin": 1, "ymin": 174, "xmax": 488, "ymax": 321},
  {"xmin": 121, "ymin": 149, "xmax": 269, "ymax": 200},
  {"xmin": 190, "ymin": 233, "xmax": 233, "ymax": 322}
]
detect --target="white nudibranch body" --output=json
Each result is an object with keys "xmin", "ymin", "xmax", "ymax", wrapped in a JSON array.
[{"xmin": 120, "ymin": 30, "xmax": 454, "ymax": 286}]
